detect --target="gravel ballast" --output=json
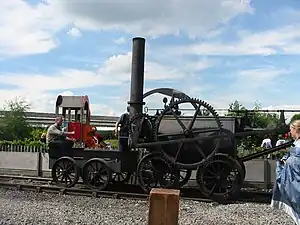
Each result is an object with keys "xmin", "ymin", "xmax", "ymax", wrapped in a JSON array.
[{"xmin": 0, "ymin": 188, "xmax": 295, "ymax": 225}]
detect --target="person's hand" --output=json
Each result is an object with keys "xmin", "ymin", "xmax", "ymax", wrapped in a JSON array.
[
  {"xmin": 71, "ymin": 131, "xmax": 75, "ymax": 135},
  {"xmin": 114, "ymin": 129, "xmax": 118, "ymax": 136}
]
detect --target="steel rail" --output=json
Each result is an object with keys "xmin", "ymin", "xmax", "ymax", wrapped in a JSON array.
[
  {"xmin": 0, "ymin": 174, "xmax": 275, "ymax": 191},
  {"xmin": 0, "ymin": 178, "xmax": 272, "ymax": 204},
  {"xmin": 0, "ymin": 174, "xmax": 273, "ymax": 190}
]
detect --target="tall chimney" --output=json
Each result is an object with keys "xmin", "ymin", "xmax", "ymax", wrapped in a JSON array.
[{"xmin": 128, "ymin": 37, "xmax": 146, "ymax": 115}]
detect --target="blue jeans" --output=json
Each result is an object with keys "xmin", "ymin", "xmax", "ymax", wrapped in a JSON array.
[{"xmin": 118, "ymin": 136, "xmax": 129, "ymax": 152}]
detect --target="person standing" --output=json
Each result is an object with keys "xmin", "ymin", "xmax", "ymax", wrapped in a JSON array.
[
  {"xmin": 114, "ymin": 107, "xmax": 130, "ymax": 152},
  {"xmin": 271, "ymin": 120, "xmax": 300, "ymax": 224},
  {"xmin": 261, "ymin": 134, "xmax": 272, "ymax": 149},
  {"xmin": 261, "ymin": 134, "xmax": 272, "ymax": 159}
]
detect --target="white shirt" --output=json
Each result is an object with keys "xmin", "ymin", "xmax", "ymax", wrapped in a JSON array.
[
  {"xmin": 261, "ymin": 138, "xmax": 272, "ymax": 149},
  {"xmin": 276, "ymin": 139, "xmax": 286, "ymax": 146}
]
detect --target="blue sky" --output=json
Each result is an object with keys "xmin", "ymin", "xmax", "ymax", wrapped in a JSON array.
[{"xmin": 0, "ymin": 0, "xmax": 300, "ymax": 118}]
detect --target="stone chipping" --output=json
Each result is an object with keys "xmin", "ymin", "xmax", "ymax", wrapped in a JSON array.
[{"xmin": 0, "ymin": 188, "xmax": 295, "ymax": 225}]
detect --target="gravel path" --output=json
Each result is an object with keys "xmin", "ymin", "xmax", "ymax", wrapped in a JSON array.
[{"xmin": 0, "ymin": 188, "xmax": 295, "ymax": 225}]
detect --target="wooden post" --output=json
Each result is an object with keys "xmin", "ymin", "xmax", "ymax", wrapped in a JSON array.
[{"xmin": 148, "ymin": 188, "xmax": 180, "ymax": 225}]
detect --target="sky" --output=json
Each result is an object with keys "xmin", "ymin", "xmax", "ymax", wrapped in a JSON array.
[{"xmin": 1, "ymin": 0, "xmax": 300, "ymax": 119}]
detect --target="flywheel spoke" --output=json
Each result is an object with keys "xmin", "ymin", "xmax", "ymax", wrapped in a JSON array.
[
  {"xmin": 171, "ymin": 109, "xmax": 186, "ymax": 131},
  {"xmin": 187, "ymin": 103, "xmax": 201, "ymax": 130}
]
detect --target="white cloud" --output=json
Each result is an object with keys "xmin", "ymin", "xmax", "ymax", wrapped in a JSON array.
[
  {"xmin": 172, "ymin": 24, "xmax": 300, "ymax": 56},
  {"xmin": 0, "ymin": 0, "xmax": 253, "ymax": 58},
  {"xmin": 0, "ymin": 1, "xmax": 67, "ymax": 57},
  {"xmin": 0, "ymin": 52, "xmax": 206, "ymax": 114},
  {"xmin": 262, "ymin": 105, "xmax": 300, "ymax": 122},
  {"xmin": 47, "ymin": 0, "xmax": 252, "ymax": 37},
  {"xmin": 0, "ymin": 52, "xmax": 188, "ymax": 92},
  {"xmin": 234, "ymin": 68, "xmax": 289, "ymax": 88},
  {"xmin": 0, "ymin": 88, "xmax": 120, "ymax": 116},
  {"xmin": 114, "ymin": 37, "xmax": 127, "ymax": 45},
  {"xmin": 90, "ymin": 104, "xmax": 118, "ymax": 116},
  {"xmin": 197, "ymin": 67, "xmax": 290, "ymax": 112},
  {"xmin": 66, "ymin": 27, "xmax": 82, "ymax": 37}
]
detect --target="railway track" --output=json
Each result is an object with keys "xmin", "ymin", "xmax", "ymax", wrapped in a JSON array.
[{"xmin": 0, "ymin": 174, "xmax": 273, "ymax": 204}]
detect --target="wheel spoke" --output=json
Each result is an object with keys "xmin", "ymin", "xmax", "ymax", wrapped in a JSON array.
[
  {"xmin": 208, "ymin": 183, "xmax": 217, "ymax": 196},
  {"xmin": 171, "ymin": 109, "xmax": 186, "ymax": 131},
  {"xmin": 187, "ymin": 103, "xmax": 201, "ymax": 130}
]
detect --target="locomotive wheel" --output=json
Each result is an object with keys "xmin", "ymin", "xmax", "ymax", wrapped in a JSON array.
[
  {"xmin": 82, "ymin": 158, "xmax": 112, "ymax": 190},
  {"xmin": 51, "ymin": 156, "xmax": 79, "ymax": 188},
  {"xmin": 196, "ymin": 153, "xmax": 244, "ymax": 203},
  {"xmin": 111, "ymin": 172, "xmax": 132, "ymax": 184},
  {"xmin": 178, "ymin": 168, "xmax": 192, "ymax": 187},
  {"xmin": 137, "ymin": 153, "xmax": 179, "ymax": 193},
  {"xmin": 153, "ymin": 98, "xmax": 223, "ymax": 169}
]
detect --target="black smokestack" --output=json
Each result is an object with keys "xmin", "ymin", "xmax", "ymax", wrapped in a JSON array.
[{"xmin": 128, "ymin": 37, "xmax": 146, "ymax": 115}]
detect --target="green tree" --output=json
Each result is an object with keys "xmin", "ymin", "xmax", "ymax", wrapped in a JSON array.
[
  {"xmin": 30, "ymin": 127, "xmax": 46, "ymax": 141},
  {"xmin": 227, "ymin": 100, "xmax": 280, "ymax": 129},
  {"xmin": 0, "ymin": 98, "xmax": 32, "ymax": 141},
  {"xmin": 226, "ymin": 100, "xmax": 281, "ymax": 157},
  {"xmin": 227, "ymin": 100, "xmax": 247, "ymax": 116}
]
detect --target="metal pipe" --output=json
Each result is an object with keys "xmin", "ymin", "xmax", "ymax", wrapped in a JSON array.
[
  {"xmin": 240, "ymin": 140, "xmax": 294, "ymax": 162},
  {"xmin": 128, "ymin": 37, "xmax": 146, "ymax": 116}
]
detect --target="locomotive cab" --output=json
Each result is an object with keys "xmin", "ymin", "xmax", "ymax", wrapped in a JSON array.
[{"xmin": 55, "ymin": 95, "xmax": 92, "ymax": 148}]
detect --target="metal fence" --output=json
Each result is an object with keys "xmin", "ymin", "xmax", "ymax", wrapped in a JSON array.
[
  {"xmin": 0, "ymin": 111, "xmax": 119, "ymax": 128},
  {"xmin": 0, "ymin": 144, "xmax": 46, "ymax": 153}
]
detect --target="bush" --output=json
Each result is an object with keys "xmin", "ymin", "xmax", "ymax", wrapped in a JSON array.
[
  {"xmin": 0, "ymin": 140, "xmax": 46, "ymax": 147},
  {"xmin": 105, "ymin": 139, "xmax": 118, "ymax": 149}
]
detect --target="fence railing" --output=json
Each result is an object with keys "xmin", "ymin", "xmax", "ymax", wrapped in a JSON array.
[
  {"xmin": 0, "ymin": 144, "xmax": 47, "ymax": 153},
  {"xmin": 0, "ymin": 111, "xmax": 119, "ymax": 128}
]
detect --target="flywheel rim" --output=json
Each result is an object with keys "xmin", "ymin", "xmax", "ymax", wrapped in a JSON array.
[{"xmin": 153, "ymin": 98, "xmax": 223, "ymax": 168}]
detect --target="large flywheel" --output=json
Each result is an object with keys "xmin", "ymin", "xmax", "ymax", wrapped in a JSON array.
[{"xmin": 153, "ymin": 98, "xmax": 223, "ymax": 169}]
